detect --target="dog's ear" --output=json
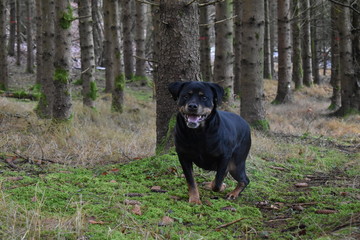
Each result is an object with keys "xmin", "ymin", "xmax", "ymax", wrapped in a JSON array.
[
  {"xmin": 208, "ymin": 83, "xmax": 224, "ymax": 105},
  {"xmin": 168, "ymin": 81, "xmax": 186, "ymax": 101}
]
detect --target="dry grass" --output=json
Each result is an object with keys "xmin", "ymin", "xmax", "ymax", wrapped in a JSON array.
[{"xmin": 0, "ymin": 93, "xmax": 155, "ymax": 165}]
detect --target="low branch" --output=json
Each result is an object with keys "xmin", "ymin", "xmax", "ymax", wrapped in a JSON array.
[
  {"xmin": 199, "ymin": 0, "xmax": 224, "ymax": 8},
  {"xmin": 133, "ymin": 55, "xmax": 158, "ymax": 63},
  {"xmin": 199, "ymin": 15, "xmax": 237, "ymax": 27},
  {"xmin": 136, "ymin": 0, "xmax": 159, "ymax": 6},
  {"xmin": 327, "ymin": 0, "xmax": 360, "ymax": 15}
]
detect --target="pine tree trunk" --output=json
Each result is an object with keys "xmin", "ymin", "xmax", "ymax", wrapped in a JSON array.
[
  {"xmin": 199, "ymin": 0, "xmax": 212, "ymax": 82},
  {"xmin": 269, "ymin": 0, "xmax": 277, "ymax": 79},
  {"xmin": 336, "ymin": 0, "xmax": 357, "ymax": 115},
  {"xmin": 301, "ymin": 0, "xmax": 313, "ymax": 86},
  {"xmin": 36, "ymin": 0, "xmax": 54, "ymax": 119},
  {"xmin": 330, "ymin": 3, "xmax": 341, "ymax": 110},
  {"xmin": 0, "ymin": 0, "xmax": 9, "ymax": 90},
  {"xmin": 78, "ymin": 0, "xmax": 96, "ymax": 108},
  {"xmin": 53, "ymin": 1, "xmax": 73, "ymax": 121},
  {"xmin": 263, "ymin": 0, "xmax": 272, "ymax": 79},
  {"xmin": 213, "ymin": 0, "xmax": 233, "ymax": 102},
  {"xmin": 274, "ymin": 0, "xmax": 292, "ymax": 103},
  {"xmin": 121, "ymin": 0, "xmax": 134, "ymax": 80},
  {"xmin": 233, "ymin": 0, "xmax": 242, "ymax": 96},
  {"xmin": 16, "ymin": 0, "xmax": 21, "ymax": 65},
  {"xmin": 91, "ymin": 0, "xmax": 104, "ymax": 66},
  {"xmin": 26, "ymin": 0, "xmax": 34, "ymax": 73},
  {"xmin": 352, "ymin": 2, "xmax": 360, "ymax": 112},
  {"xmin": 35, "ymin": 0, "xmax": 42, "ymax": 84},
  {"xmin": 8, "ymin": 0, "xmax": 16, "ymax": 56},
  {"xmin": 311, "ymin": 0, "xmax": 320, "ymax": 85},
  {"xmin": 103, "ymin": 0, "xmax": 114, "ymax": 93},
  {"xmin": 110, "ymin": 0, "xmax": 124, "ymax": 113},
  {"xmin": 135, "ymin": 1, "xmax": 147, "ymax": 80},
  {"xmin": 155, "ymin": 0, "xmax": 200, "ymax": 150},
  {"xmin": 240, "ymin": 0, "xmax": 268, "ymax": 130},
  {"xmin": 292, "ymin": 0, "xmax": 302, "ymax": 90}
]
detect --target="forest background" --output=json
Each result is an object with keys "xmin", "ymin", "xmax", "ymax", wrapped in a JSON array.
[{"xmin": 0, "ymin": 0, "xmax": 359, "ymax": 239}]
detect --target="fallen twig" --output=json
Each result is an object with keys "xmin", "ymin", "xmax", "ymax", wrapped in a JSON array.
[{"xmin": 215, "ymin": 218, "xmax": 246, "ymax": 230}]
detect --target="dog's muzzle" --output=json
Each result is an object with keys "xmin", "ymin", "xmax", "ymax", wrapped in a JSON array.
[{"xmin": 184, "ymin": 114, "xmax": 208, "ymax": 128}]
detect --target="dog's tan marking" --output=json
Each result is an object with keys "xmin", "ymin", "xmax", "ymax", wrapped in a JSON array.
[
  {"xmin": 188, "ymin": 183, "xmax": 202, "ymax": 204},
  {"xmin": 226, "ymin": 182, "xmax": 246, "ymax": 200}
]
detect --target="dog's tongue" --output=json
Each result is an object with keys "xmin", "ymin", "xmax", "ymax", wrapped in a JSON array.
[{"xmin": 188, "ymin": 115, "xmax": 201, "ymax": 123}]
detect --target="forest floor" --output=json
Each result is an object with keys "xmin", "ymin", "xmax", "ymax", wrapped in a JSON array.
[{"xmin": 0, "ymin": 64, "xmax": 360, "ymax": 239}]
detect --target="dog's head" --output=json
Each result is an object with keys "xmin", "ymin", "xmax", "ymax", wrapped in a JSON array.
[{"xmin": 168, "ymin": 81, "xmax": 224, "ymax": 129}]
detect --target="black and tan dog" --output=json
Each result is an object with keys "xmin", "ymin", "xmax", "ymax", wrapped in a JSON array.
[{"xmin": 168, "ymin": 81, "xmax": 251, "ymax": 204}]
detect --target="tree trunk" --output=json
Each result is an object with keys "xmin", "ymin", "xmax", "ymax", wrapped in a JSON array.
[
  {"xmin": 233, "ymin": 0, "xmax": 242, "ymax": 96},
  {"xmin": 269, "ymin": 0, "xmax": 277, "ymax": 79},
  {"xmin": 16, "ymin": 0, "xmax": 21, "ymax": 65},
  {"xmin": 213, "ymin": 0, "xmax": 233, "ymax": 102},
  {"xmin": 274, "ymin": 0, "xmax": 292, "ymax": 103},
  {"xmin": 0, "ymin": 0, "xmax": 9, "ymax": 90},
  {"xmin": 329, "ymin": 2, "xmax": 341, "ymax": 110},
  {"xmin": 155, "ymin": 0, "xmax": 200, "ymax": 151},
  {"xmin": 240, "ymin": 0, "xmax": 268, "ymax": 131},
  {"xmin": 78, "ymin": 0, "xmax": 96, "ymax": 108},
  {"xmin": 199, "ymin": 0, "xmax": 212, "ymax": 82},
  {"xmin": 336, "ymin": 0, "xmax": 358, "ymax": 115},
  {"xmin": 35, "ymin": 0, "xmax": 42, "ymax": 84},
  {"xmin": 121, "ymin": 0, "xmax": 134, "ymax": 80},
  {"xmin": 91, "ymin": 0, "xmax": 104, "ymax": 66},
  {"xmin": 352, "ymin": 2, "xmax": 360, "ymax": 112},
  {"xmin": 311, "ymin": 0, "xmax": 320, "ymax": 85},
  {"xmin": 110, "ymin": 0, "xmax": 124, "ymax": 113},
  {"xmin": 292, "ymin": 0, "xmax": 303, "ymax": 90},
  {"xmin": 263, "ymin": 0, "xmax": 272, "ymax": 79},
  {"xmin": 53, "ymin": 1, "xmax": 73, "ymax": 121},
  {"xmin": 301, "ymin": 0, "xmax": 313, "ymax": 87},
  {"xmin": 26, "ymin": 0, "xmax": 34, "ymax": 73},
  {"xmin": 8, "ymin": 0, "xmax": 16, "ymax": 56},
  {"xmin": 103, "ymin": 0, "xmax": 114, "ymax": 93},
  {"xmin": 135, "ymin": 1, "xmax": 147, "ymax": 81}
]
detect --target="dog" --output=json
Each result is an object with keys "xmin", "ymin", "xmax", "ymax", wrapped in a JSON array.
[{"xmin": 168, "ymin": 81, "xmax": 251, "ymax": 204}]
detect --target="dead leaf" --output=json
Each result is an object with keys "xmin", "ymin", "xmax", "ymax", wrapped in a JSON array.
[
  {"xmin": 221, "ymin": 206, "xmax": 237, "ymax": 212},
  {"xmin": 295, "ymin": 182, "xmax": 309, "ymax": 188},
  {"xmin": 269, "ymin": 166, "xmax": 287, "ymax": 171},
  {"xmin": 110, "ymin": 168, "xmax": 119, "ymax": 172},
  {"xmin": 31, "ymin": 196, "xmax": 37, "ymax": 202},
  {"xmin": 109, "ymin": 180, "xmax": 117, "ymax": 183},
  {"xmin": 101, "ymin": 172, "xmax": 108, "ymax": 175},
  {"xmin": 292, "ymin": 205, "xmax": 304, "ymax": 211},
  {"xmin": 151, "ymin": 186, "xmax": 167, "ymax": 193},
  {"xmin": 125, "ymin": 193, "xmax": 144, "ymax": 197},
  {"xmin": 124, "ymin": 199, "xmax": 141, "ymax": 205},
  {"xmin": 170, "ymin": 195, "xmax": 181, "ymax": 201},
  {"xmin": 158, "ymin": 216, "xmax": 174, "ymax": 226},
  {"xmin": 204, "ymin": 199, "xmax": 213, "ymax": 206},
  {"xmin": 88, "ymin": 219, "xmax": 107, "ymax": 224},
  {"xmin": 7, "ymin": 176, "xmax": 24, "ymax": 181},
  {"xmin": 131, "ymin": 205, "xmax": 142, "ymax": 215},
  {"xmin": 315, "ymin": 209, "xmax": 338, "ymax": 214},
  {"xmin": 339, "ymin": 192, "xmax": 349, "ymax": 196}
]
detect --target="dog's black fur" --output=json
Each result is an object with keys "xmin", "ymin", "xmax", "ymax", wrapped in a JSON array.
[{"xmin": 168, "ymin": 81, "xmax": 251, "ymax": 204}]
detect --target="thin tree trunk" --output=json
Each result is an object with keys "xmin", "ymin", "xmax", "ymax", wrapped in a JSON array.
[
  {"xmin": 8, "ymin": 0, "xmax": 16, "ymax": 56},
  {"xmin": 263, "ymin": 0, "xmax": 272, "ymax": 79},
  {"xmin": 199, "ymin": 0, "xmax": 212, "ymax": 82},
  {"xmin": 240, "ymin": 0, "xmax": 268, "ymax": 130},
  {"xmin": 36, "ymin": 0, "xmax": 54, "ymax": 118},
  {"xmin": 111, "ymin": 0, "xmax": 124, "ymax": 112},
  {"xmin": 213, "ymin": 0, "xmax": 233, "ymax": 102},
  {"xmin": 311, "ymin": 0, "xmax": 320, "ymax": 85},
  {"xmin": 0, "ymin": 0, "xmax": 9, "ymax": 90},
  {"xmin": 292, "ymin": 0, "xmax": 303, "ymax": 89},
  {"xmin": 135, "ymin": 1, "xmax": 147, "ymax": 81},
  {"xmin": 53, "ymin": 1, "xmax": 73, "ymax": 121},
  {"xmin": 78, "ymin": 0, "xmax": 96, "ymax": 108},
  {"xmin": 274, "ymin": 0, "xmax": 292, "ymax": 103},
  {"xmin": 103, "ymin": 0, "xmax": 114, "ymax": 93},
  {"xmin": 26, "ymin": 0, "xmax": 34, "ymax": 73},
  {"xmin": 35, "ymin": 0, "xmax": 42, "ymax": 84},
  {"xmin": 92, "ymin": 0, "xmax": 104, "ymax": 66},
  {"xmin": 329, "ymin": 2, "xmax": 341, "ymax": 110},
  {"xmin": 301, "ymin": 0, "xmax": 313, "ymax": 87},
  {"xmin": 233, "ymin": 0, "xmax": 242, "ymax": 96},
  {"xmin": 155, "ymin": 0, "xmax": 200, "ymax": 150},
  {"xmin": 269, "ymin": 0, "xmax": 277, "ymax": 79},
  {"xmin": 16, "ymin": 0, "xmax": 21, "ymax": 65},
  {"xmin": 121, "ymin": 0, "xmax": 134, "ymax": 80}
]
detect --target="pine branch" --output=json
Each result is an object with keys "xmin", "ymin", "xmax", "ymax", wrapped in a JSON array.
[
  {"xmin": 199, "ymin": 0, "xmax": 225, "ymax": 8},
  {"xmin": 327, "ymin": 0, "xmax": 360, "ymax": 15}
]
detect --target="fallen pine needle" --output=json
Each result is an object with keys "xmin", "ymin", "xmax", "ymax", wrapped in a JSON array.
[{"xmin": 215, "ymin": 218, "xmax": 247, "ymax": 230}]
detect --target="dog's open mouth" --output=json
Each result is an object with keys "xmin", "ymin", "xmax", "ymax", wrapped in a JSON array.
[{"xmin": 184, "ymin": 114, "xmax": 208, "ymax": 128}]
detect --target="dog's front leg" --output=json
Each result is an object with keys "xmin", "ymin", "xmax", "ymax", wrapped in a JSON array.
[
  {"xmin": 178, "ymin": 156, "xmax": 201, "ymax": 205},
  {"xmin": 212, "ymin": 163, "xmax": 228, "ymax": 192}
]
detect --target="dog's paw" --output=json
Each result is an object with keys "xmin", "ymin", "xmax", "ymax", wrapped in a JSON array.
[
  {"xmin": 202, "ymin": 181, "xmax": 226, "ymax": 192},
  {"xmin": 188, "ymin": 197, "xmax": 202, "ymax": 205},
  {"xmin": 226, "ymin": 190, "xmax": 240, "ymax": 200}
]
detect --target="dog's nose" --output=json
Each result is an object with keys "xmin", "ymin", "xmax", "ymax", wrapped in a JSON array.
[{"xmin": 188, "ymin": 103, "xmax": 198, "ymax": 111}]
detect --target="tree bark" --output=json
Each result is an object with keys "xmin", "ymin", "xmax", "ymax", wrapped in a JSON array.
[
  {"xmin": 301, "ymin": 0, "xmax": 313, "ymax": 86},
  {"xmin": 121, "ymin": 0, "xmax": 134, "ymax": 80},
  {"xmin": 233, "ymin": 0, "xmax": 242, "ymax": 96},
  {"xmin": 263, "ymin": 0, "xmax": 272, "ymax": 79},
  {"xmin": 35, "ymin": 0, "xmax": 42, "ymax": 84},
  {"xmin": 8, "ymin": 0, "xmax": 16, "ymax": 56},
  {"xmin": 16, "ymin": 0, "xmax": 21, "ymax": 65},
  {"xmin": 91, "ymin": 0, "xmax": 104, "ymax": 66},
  {"xmin": 0, "ymin": 0, "xmax": 9, "ymax": 90},
  {"xmin": 240, "ymin": 0, "xmax": 268, "ymax": 130},
  {"xmin": 274, "ymin": 0, "xmax": 292, "ymax": 103},
  {"xmin": 103, "ymin": 0, "xmax": 114, "ymax": 93},
  {"xmin": 213, "ymin": 0, "xmax": 233, "ymax": 102},
  {"xmin": 78, "ymin": 0, "xmax": 96, "ymax": 108},
  {"xmin": 135, "ymin": 1, "xmax": 147, "ymax": 80},
  {"xmin": 155, "ymin": 0, "xmax": 200, "ymax": 150},
  {"xmin": 199, "ymin": 0, "xmax": 212, "ymax": 82},
  {"xmin": 292, "ymin": 0, "xmax": 303, "ymax": 90},
  {"xmin": 311, "ymin": 0, "xmax": 320, "ymax": 85},
  {"xmin": 26, "ymin": 0, "xmax": 34, "ymax": 73},
  {"xmin": 53, "ymin": 0, "xmax": 73, "ymax": 121},
  {"xmin": 36, "ymin": 0, "xmax": 54, "ymax": 119}
]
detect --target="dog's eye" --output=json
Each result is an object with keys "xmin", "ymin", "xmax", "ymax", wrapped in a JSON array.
[
  {"xmin": 182, "ymin": 95, "xmax": 189, "ymax": 100},
  {"xmin": 201, "ymin": 96, "xmax": 208, "ymax": 101}
]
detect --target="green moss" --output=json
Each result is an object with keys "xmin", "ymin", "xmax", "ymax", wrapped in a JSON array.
[
  {"xmin": 156, "ymin": 114, "xmax": 177, "ymax": 154},
  {"xmin": 59, "ymin": 5, "xmax": 74, "ymax": 29},
  {"xmin": 115, "ymin": 74, "xmax": 126, "ymax": 91},
  {"xmin": 88, "ymin": 81, "xmax": 98, "ymax": 101},
  {"xmin": 54, "ymin": 68, "xmax": 69, "ymax": 84},
  {"xmin": 0, "ymin": 83, "xmax": 6, "ymax": 91},
  {"xmin": 251, "ymin": 119, "xmax": 270, "ymax": 131}
]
